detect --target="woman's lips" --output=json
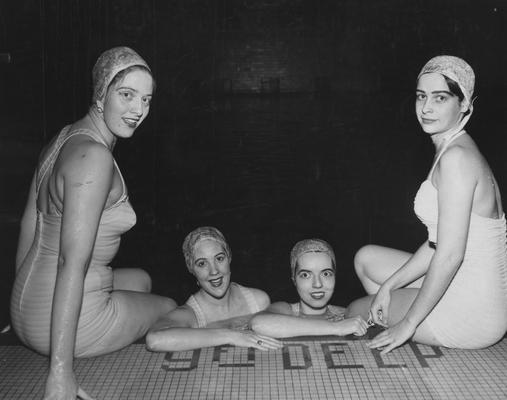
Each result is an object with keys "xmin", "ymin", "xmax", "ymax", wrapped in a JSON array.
[
  {"xmin": 209, "ymin": 277, "xmax": 223, "ymax": 287},
  {"xmin": 421, "ymin": 117, "xmax": 437, "ymax": 124},
  {"xmin": 123, "ymin": 117, "xmax": 139, "ymax": 128}
]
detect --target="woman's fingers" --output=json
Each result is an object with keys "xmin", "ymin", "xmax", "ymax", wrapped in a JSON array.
[
  {"xmin": 370, "ymin": 307, "xmax": 388, "ymax": 327},
  {"xmin": 257, "ymin": 335, "xmax": 283, "ymax": 347},
  {"xmin": 379, "ymin": 343, "xmax": 396, "ymax": 355},
  {"xmin": 77, "ymin": 387, "xmax": 95, "ymax": 400},
  {"xmin": 249, "ymin": 333, "xmax": 283, "ymax": 351},
  {"xmin": 352, "ymin": 316, "xmax": 369, "ymax": 336},
  {"xmin": 366, "ymin": 330, "xmax": 394, "ymax": 351}
]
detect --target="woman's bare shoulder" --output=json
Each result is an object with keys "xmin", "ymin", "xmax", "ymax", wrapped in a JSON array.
[
  {"xmin": 57, "ymin": 137, "xmax": 113, "ymax": 179},
  {"xmin": 245, "ymin": 287, "xmax": 271, "ymax": 309},
  {"xmin": 265, "ymin": 301, "xmax": 293, "ymax": 315},
  {"xmin": 151, "ymin": 304, "xmax": 197, "ymax": 330}
]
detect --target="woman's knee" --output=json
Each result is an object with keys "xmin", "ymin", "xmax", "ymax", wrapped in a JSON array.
[
  {"xmin": 345, "ymin": 296, "xmax": 372, "ymax": 320},
  {"xmin": 136, "ymin": 269, "xmax": 152, "ymax": 292},
  {"xmin": 114, "ymin": 268, "xmax": 152, "ymax": 292},
  {"xmin": 354, "ymin": 244, "xmax": 378, "ymax": 278}
]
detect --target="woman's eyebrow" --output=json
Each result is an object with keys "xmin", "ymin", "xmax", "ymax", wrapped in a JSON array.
[
  {"xmin": 116, "ymin": 86, "xmax": 153, "ymax": 96},
  {"xmin": 431, "ymin": 90, "xmax": 453, "ymax": 95},
  {"xmin": 416, "ymin": 89, "xmax": 453, "ymax": 95},
  {"xmin": 116, "ymin": 86, "xmax": 137, "ymax": 92}
]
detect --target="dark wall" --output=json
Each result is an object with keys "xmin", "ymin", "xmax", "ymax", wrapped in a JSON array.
[{"xmin": 2, "ymin": 0, "xmax": 507, "ymax": 311}]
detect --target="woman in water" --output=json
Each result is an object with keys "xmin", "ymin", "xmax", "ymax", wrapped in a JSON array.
[
  {"xmin": 146, "ymin": 226, "xmax": 282, "ymax": 352},
  {"xmin": 250, "ymin": 238, "xmax": 368, "ymax": 338}
]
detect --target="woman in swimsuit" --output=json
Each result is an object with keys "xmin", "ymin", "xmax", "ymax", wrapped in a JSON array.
[
  {"xmin": 347, "ymin": 55, "xmax": 507, "ymax": 353},
  {"xmin": 250, "ymin": 239, "xmax": 368, "ymax": 338},
  {"xmin": 146, "ymin": 226, "xmax": 282, "ymax": 352},
  {"xmin": 10, "ymin": 47, "xmax": 176, "ymax": 400}
]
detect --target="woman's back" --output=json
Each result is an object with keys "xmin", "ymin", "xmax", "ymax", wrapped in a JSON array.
[{"xmin": 10, "ymin": 125, "xmax": 136, "ymax": 355}]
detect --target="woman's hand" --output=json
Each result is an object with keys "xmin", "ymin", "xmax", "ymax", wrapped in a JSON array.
[
  {"xmin": 230, "ymin": 330, "xmax": 283, "ymax": 351},
  {"xmin": 369, "ymin": 286, "xmax": 391, "ymax": 327},
  {"xmin": 44, "ymin": 370, "xmax": 95, "ymax": 400},
  {"xmin": 336, "ymin": 316, "xmax": 369, "ymax": 337},
  {"xmin": 366, "ymin": 318, "xmax": 416, "ymax": 355}
]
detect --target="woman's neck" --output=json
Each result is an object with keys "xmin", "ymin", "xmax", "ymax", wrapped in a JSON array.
[
  {"xmin": 298, "ymin": 301, "xmax": 328, "ymax": 317},
  {"xmin": 86, "ymin": 107, "xmax": 116, "ymax": 150},
  {"xmin": 431, "ymin": 128, "xmax": 463, "ymax": 152},
  {"xmin": 196, "ymin": 286, "xmax": 233, "ymax": 311},
  {"xmin": 430, "ymin": 111, "xmax": 471, "ymax": 152}
]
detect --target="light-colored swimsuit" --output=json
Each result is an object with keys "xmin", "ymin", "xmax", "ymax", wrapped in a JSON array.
[
  {"xmin": 414, "ymin": 130, "xmax": 507, "ymax": 348},
  {"xmin": 186, "ymin": 283, "xmax": 262, "ymax": 327},
  {"xmin": 290, "ymin": 303, "xmax": 345, "ymax": 320},
  {"xmin": 10, "ymin": 126, "xmax": 137, "ymax": 357}
]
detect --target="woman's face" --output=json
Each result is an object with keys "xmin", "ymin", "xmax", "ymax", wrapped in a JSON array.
[
  {"xmin": 415, "ymin": 72, "xmax": 467, "ymax": 136},
  {"xmin": 191, "ymin": 239, "xmax": 231, "ymax": 299},
  {"xmin": 100, "ymin": 69, "xmax": 153, "ymax": 139},
  {"xmin": 294, "ymin": 252, "xmax": 335, "ymax": 315}
]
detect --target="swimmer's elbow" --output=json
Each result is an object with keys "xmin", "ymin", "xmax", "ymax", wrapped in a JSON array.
[
  {"xmin": 145, "ymin": 330, "xmax": 170, "ymax": 352},
  {"xmin": 433, "ymin": 249, "xmax": 464, "ymax": 274},
  {"xmin": 249, "ymin": 315, "xmax": 260, "ymax": 332},
  {"xmin": 249, "ymin": 315, "xmax": 269, "ymax": 335}
]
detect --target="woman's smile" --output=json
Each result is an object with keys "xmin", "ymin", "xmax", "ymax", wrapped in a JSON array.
[
  {"xmin": 122, "ymin": 116, "xmax": 140, "ymax": 128},
  {"xmin": 310, "ymin": 291, "xmax": 326, "ymax": 300},
  {"xmin": 209, "ymin": 277, "xmax": 224, "ymax": 287}
]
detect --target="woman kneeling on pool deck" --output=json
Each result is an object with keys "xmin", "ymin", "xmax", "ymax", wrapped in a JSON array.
[
  {"xmin": 250, "ymin": 239, "xmax": 368, "ymax": 338},
  {"xmin": 146, "ymin": 227, "xmax": 282, "ymax": 352}
]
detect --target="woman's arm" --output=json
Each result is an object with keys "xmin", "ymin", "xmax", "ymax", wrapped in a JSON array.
[
  {"xmin": 250, "ymin": 308, "xmax": 368, "ymax": 338},
  {"xmin": 45, "ymin": 143, "xmax": 113, "ymax": 399},
  {"xmin": 402, "ymin": 148, "xmax": 473, "ymax": 327},
  {"xmin": 146, "ymin": 306, "xmax": 282, "ymax": 352},
  {"xmin": 251, "ymin": 302, "xmax": 367, "ymax": 338},
  {"xmin": 15, "ymin": 173, "xmax": 37, "ymax": 272},
  {"xmin": 366, "ymin": 242, "xmax": 434, "ymax": 326},
  {"xmin": 379, "ymin": 240, "xmax": 434, "ymax": 292},
  {"xmin": 369, "ymin": 147, "xmax": 475, "ymax": 353}
]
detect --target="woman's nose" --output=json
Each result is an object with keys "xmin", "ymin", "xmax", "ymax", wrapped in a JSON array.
[
  {"xmin": 313, "ymin": 276, "xmax": 323, "ymax": 288},
  {"xmin": 209, "ymin": 262, "xmax": 219, "ymax": 275},
  {"xmin": 422, "ymin": 98, "xmax": 433, "ymax": 114},
  {"xmin": 130, "ymin": 97, "xmax": 143, "ymax": 115}
]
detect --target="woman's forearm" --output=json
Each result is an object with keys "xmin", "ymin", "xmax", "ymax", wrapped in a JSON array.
[
  {"xmin": 49, "ymin": 263, "xmax": 86, "ymax": 373},
  {"xmin": 403, "ymin": 252, "xmax": 463, "ymax": 327},
  {"xmin": 382, "ymin": 241, "xmax": 434, "ymax": 291},
  {"xmin": 146, "ymin": 328, "xmax": 236, "ymax": 352},
  {"xmin": 251, "ymin": 314, "xmax": 342, "ymax": 338},
  {"xmin": 15, "ymin": 174, "xmax": 37, "ymax": 272}
]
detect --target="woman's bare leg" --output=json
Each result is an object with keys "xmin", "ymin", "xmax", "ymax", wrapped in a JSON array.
[
  {"xmin": 113, "ymin": 268, "xmax": 152, "ymax": 292},
  {"xmin": 354, "ymin": 244, "xmax": 424, "ymax": 295},
  {"xmin": 77, "ymin": 268, "xmax": 177, "ymax": 357},
  {"xmin": 347, "ymin": 289, "xmax": 441, "ymax": 346},
  {"xmin": 80, "ymin": 290, "xmax": 177, "ymax": 357}
]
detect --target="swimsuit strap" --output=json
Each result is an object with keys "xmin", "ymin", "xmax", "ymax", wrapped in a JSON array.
[
  {"xmin": 36, "ymin": 127, "xmax": 128, "ymax": 214},
  {"xmin": 428, "ymin": 130, "xmax": 466, "ymax": 181},
  {"xmin": 235, "ymin": 283, "xmax": 262, "ymax": 314},
  {"xmin": 186, "ymin": 295, "xmax": 207, "ymax": 328},
  {"xmin": 291, "ymin": 302, "xmax": 342, "ymax": 319},
  {"xmin": 36, "ymin": 126, "xmax": 73, "ymax": 194}
]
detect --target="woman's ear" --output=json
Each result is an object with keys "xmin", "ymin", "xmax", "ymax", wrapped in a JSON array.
[
  {"xmin": 460, "ymin": 96, "xmax": 474, "ymax": 114},
  {"xmin": 95, "ymin": 99, "xmax": 104, "ymax": 113}
]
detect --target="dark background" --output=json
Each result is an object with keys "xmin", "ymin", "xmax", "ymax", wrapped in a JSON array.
[{"xmin": 1, "ymin": 0, "xmax": 506, "ymax": 327}]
